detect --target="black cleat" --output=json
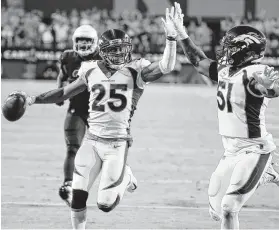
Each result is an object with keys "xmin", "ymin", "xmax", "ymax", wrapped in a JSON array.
[{"xmin": 59, "ymin": 181, "xmax": 72, "ymax": 207}]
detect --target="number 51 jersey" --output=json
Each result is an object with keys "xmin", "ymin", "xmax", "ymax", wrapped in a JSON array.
[
  {"xmin": 77, "ymin": 58, "xmax": 151, "ymax": 139},
  {"xmin": 217, "ymin": 64, "xmax": 271, "ymax": 139}
]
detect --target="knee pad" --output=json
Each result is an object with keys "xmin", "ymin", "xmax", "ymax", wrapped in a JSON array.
[
  {"xmin": 71, "ymin": 189, "xmax": 88, "ymax": 210},
  {"xmin": 97, "ymin": 190, "xmax": 120, "ymax": 213},
  {"xmin": 208, "ymin": 172, "xmax": 221, "ymax": 197}
]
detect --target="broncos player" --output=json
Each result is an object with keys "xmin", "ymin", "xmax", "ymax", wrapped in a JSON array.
[
  {"xmin": 17, "ymin": 8, "xmax": 177, "ymax": 229},
  {"xmin": 170, "ymin": 2, "xmax": 278, "ymax": 229},
  {"xmin": 56, "ymin": 25, "xmax": 101, "ymax": 206}
]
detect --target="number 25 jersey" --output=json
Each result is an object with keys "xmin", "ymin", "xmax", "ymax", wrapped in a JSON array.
[
  {"xmin": 77, "ymin": 58, "xmax": 151, "ymax": 139},
  {"xmin": 217, "ymin": 64, "xmax": 270, "ymax": 138}
]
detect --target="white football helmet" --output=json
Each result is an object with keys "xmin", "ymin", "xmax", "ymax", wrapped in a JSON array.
[{"xmin": 72, "ymin": 25, "xmax": 98, "ymax": 57}]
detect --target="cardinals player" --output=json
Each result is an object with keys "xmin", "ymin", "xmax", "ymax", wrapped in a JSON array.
[{"xmin": 56, "ymin": 25, "xmax": 101, "ymax": 207}]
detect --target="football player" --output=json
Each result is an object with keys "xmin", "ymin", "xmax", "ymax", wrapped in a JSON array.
[
  {"xmin": 170, "ymin": 2, "xmax": 279, "ymax": 229},
  {"xmin": 56, "ymin": 25, "xmax": 101, "ymax": 207},
  {"xmin": 16, "ymin": 8, "xmax": 177, "ymax": 229}
]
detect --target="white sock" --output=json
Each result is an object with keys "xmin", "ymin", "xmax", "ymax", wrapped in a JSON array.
[{"xmin": 71, "ymin": 208, "xmax": 87, "ymax": 229}]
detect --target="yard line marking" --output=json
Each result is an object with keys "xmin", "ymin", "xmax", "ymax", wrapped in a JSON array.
[
  {"xmin": 1, "ymin": 175, "xmax": 209, "ymax": 184},
  {"xmin": 2, "ymin": 201, "xmax": 279, "ymax": 213}
]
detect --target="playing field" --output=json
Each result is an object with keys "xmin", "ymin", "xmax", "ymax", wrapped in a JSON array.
[{"xmin": 1, "ymin": 79, "xmax": 279, "ymax": 229}]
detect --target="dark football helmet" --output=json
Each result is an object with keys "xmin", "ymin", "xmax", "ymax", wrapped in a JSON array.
[
  {"xmin": 217, "ymin": 25, "xmax": 266, "ymax": 67},
  {"xmin": 98, "ymin": 29, "xmax": 132, "ymax": 69}
]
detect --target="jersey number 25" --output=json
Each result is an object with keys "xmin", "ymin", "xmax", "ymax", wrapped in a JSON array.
[{"xmin": 91, "ymin": 84, "xmax": 127, "ymax": 112}]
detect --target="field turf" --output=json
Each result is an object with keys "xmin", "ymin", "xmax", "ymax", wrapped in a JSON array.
[{"xmin": 1, "ymin": 80, "xmax": 279, "ymax": 229}]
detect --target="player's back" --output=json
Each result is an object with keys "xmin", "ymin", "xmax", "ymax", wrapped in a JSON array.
[
  {"xmin": 60, "ymin": 49, "xmax": 101, "ymax": 115},
  {"xmin": 217, "ymin": 63, "xmax": 276, "ymax": 154},
  {"xmin": 78, "ymin": 58, "xmax": 150, "ymax": 139}
]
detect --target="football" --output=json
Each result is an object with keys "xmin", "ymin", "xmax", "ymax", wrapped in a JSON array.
[{"xmin": 2, "ymin": 93, "xmax": 27, "ymax": 122}]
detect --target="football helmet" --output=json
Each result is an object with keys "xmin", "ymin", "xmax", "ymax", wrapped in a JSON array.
[
  {"xmin": 98, "ymin": 29, "xmax": 132, "ymax": 70},
  {"xmin": 217, "ymin": 25, "xmax": 266, "ymax": 67},
  {"xmin": 72, "ymin": 25, "xmax": 98, "ymax": 57}
]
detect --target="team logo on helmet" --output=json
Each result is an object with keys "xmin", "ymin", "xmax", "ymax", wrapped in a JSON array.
[{"xmin": 217, "ymin": 25, "xmax": 266, "ymax": 67}]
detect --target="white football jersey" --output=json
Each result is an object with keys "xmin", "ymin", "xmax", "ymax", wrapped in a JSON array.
[
  {"xmin": 216, "ymin": 63, "xmax": 276, "ymax": 154},
  {"xmin": 77, "ymin": 58, "xmax": 151, "ymax": 139},
  {"xmin": 217, "ymin": 64, "xmax": 270, "ymax": 138}
]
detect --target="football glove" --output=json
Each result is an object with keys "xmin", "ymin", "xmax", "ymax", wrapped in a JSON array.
[
  {"xmin": 252, "ymin": 66, "xmax": 279, "ymax": 89},
  {"xmin": 9, "ymin": 91, "xmax": 35, "ymax": 106},
  {"xmin": 169, "ymin": 2, "xmax": 188, "ymax": 40},
  {"xmin": 252, "ymin": 66, "xmax": 279, "ymax": 97},
  {"xmin": 161, "ymin": 7, "xmax": 177, "ymax": 38}
]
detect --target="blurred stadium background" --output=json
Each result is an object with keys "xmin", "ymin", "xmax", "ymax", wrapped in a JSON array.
[
  {"xmin": 1, "ymin": 0, "xmax": 279, "ymax": 83},
  {"xmin": 1, "ymin": 0, "xmax": 279, "ymax": 229}
]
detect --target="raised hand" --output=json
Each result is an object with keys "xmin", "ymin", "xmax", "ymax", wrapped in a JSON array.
[
  {"xmin": 252, "ymin": 66, "xmax": 279, "ymax": 89},
  {"xmin": 161, "ymin": 7, "xmax": 177, "ymax": 38},
  {"xmin": 169, "ymin": 2, "xmax": 188, "ymax": 40}
]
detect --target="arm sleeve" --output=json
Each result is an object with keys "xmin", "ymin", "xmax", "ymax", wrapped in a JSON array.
[
  {"xmin": 136, "ymin": 58, "xmax": 152, "ymax": 89},
  {"xmin": 208, "ymin": 61, "xmax": 218, "ymax": 82}
]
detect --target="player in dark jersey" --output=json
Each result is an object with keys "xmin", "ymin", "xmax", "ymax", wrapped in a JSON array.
[{"xmin": 57, "ymin": 25, "xmax": 101, "ymax": 206}]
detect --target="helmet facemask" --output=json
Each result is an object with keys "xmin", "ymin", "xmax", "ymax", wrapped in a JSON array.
[
  {"xmin": 74, "ymin": 37, "xmax": 97, "ymax": 57},
  {"xmin": 100, "ymin": 42, "xmax": 132, "ymax": 70}
]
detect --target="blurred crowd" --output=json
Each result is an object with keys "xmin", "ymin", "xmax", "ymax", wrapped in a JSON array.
[
  {"xmin": 1, "ymin": 7, "xmax": 168, "ymax": 53},
  {"xmin": 1, "ymin": 6, "xmax": 279, "ymax": 56}
]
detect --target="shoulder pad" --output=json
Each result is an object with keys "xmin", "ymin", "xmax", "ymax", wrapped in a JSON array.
[
  {"xmin": 80, "ymin": 60, "xmax": 97, "ymax": 72},
  {"xmin": 244, "ymin": 64, "xmax": 267, "ymax": 78},
  {"xmin": 59, "ymin": 49, "xmax": 75, "ymax": 64}
]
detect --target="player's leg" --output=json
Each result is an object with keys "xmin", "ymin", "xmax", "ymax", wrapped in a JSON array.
[
  {"xmin": 71, "ymin": 138, "xmax": 102, "ymax": 229},
  {"xmin": 221, "ymin": 152, "xmax": 271, "ymax": 230},
  {"xmin": 59, "ymin": 112, "xmax": 87, "ymax": 205},
  {"xmin": 208, "ymin": 155, "xmax": 236, "ymax": 221},
  {"xmin": 96, "ymin": 140, "xmax": 136, "ymax": 212},
  {"xmin": 259, "ymin": 151, "xmax": 279, "ymax": 186}
]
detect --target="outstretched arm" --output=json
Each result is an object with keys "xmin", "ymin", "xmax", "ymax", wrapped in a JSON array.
[
  {"xmin": 141, "ymin": 7, "xmax": 177, "ymax": 83},
  {"xmin": 26, "ymin": 61, "xmax": 93, "ymax": 105},
  {"xmin": 170, "ymin": 2, "xmax": 218, "ymax": 81},
  {"xmin": 27, "ymin": 77, "xmax": 87, "ymax": 105}
]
